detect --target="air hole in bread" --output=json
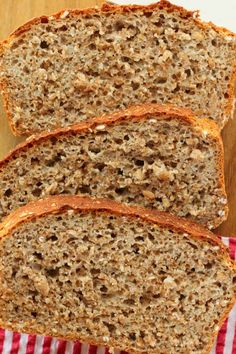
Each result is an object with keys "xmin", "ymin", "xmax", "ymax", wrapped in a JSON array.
[
  {"xmin": 4, "ymin": 189, "xmax": 12, "ymax": 197},
  {"xmin": 94, "ymin": 163, "xmax": 105, "ymax": 171},
  {"xmin": 211, "ymin": 39, "xmax": 217, "ymax": 46},
  {"xmin": 46, "ymin": 268, "xmax": 59, "ymax": 277},
  {"xmin": 131, "ymin": 82, "xmax": 140, "ymax": 90},
  {"xmin": 134, "ymin": 159, "xmax": 144, "ymax": 167},
  {"xmin": 33, "ymin": 251, "xmax": 43, "ymax": 260},
  {"xmin": 40, "ymin": 41, "xmax": 49, "ymax": 49},
  {"xmin": 115, "ymin": 187, "xmax": 128, "ymax": 195},
  {"xmin": 48, "ymin": 235, "xmax": 58, "ymax": 242},
  {"xmin": 114, "ymin": 20, "xmax": 125, "ymax": 31},
  {"xmin": 32, "ymin": 188, "xmax": 42, "ymax": 197}
]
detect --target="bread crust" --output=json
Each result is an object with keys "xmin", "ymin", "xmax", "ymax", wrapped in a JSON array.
[
  {"xmin": 0, "ymin": 194, "xmax": 235, "ymax": 353},
  {"xmin": 0, "ymin": 0, "xmax": 235, "ymax": 135},
  {"xmin": 0, "ymin": 103, "xmax": 228, "ymax": 228}
]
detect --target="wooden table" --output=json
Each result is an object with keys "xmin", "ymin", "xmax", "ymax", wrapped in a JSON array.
[{"xmin": 0, "ymin": 0, "xmax": 235, "ymax": 235}]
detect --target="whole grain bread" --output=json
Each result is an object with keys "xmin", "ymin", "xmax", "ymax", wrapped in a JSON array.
[
  {"xmin": 0, "ymin": 104, "xmax": 227, "ymax": 228},
  {"xmin": 0, "ymin": 1, "xmax": 235, "ymax": 135},
  {"xmin": 0, "ymin": 195, "xmax": 235, "ymax": 354}
]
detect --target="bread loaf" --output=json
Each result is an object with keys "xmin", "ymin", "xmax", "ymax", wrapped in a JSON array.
[
  {"xmin": 0, "ymin": 104, "xmax": 227, "ymax": 228},
  {"xmin": 0, "ymin": 195, "xmax": 235, "ymax": 354},
  {"xmin": 0, "ymin": 1, "xmax": 235, "ymax": 135}
]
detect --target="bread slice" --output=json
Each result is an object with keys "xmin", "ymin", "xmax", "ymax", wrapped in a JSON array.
[
  {"xmin": 0, "ymin": 104, "xmax": 227, "ymax": 228},
  {"xmin": 0, "ymin": 195, "xmax": 235, "ymax": 354},
  {"xmin": 0, "ymin": 1, "xmax": 235, "ymax": 135}
]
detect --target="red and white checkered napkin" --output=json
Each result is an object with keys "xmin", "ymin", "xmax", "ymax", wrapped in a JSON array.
[{"xmin": 0, "ymin": 237, "xmax": 235, "ymax": 354}]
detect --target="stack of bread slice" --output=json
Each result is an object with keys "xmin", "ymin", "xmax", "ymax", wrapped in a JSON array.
[{"xmin": 0, "ymin": 1, "xmax": 235, "ymax": 353}]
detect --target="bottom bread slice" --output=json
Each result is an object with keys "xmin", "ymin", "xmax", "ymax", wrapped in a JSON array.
[{"xmin": 0, "ymin": 196, "xmax": 235, "ymax": 354}]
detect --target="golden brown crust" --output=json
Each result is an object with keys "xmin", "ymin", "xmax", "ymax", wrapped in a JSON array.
[
  {"xmin": 0, "ymin": 103, "xmax": 227, "ymax": 229},
  {"xmin": 0, "ymin": 0, "xmax": 235, "ymax": 135},
  {"xmin": 0, "ymin": 194, "xmax": 235, "ymax": 351}
]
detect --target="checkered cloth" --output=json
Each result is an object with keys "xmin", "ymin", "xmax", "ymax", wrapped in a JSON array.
[{"xmin": 0, "ymin": 237, "xmax": 235, "ymax": 354}]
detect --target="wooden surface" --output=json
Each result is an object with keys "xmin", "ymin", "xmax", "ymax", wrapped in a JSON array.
[{"xmin": 0, "ymin": 1, "xmax": 235, "ymax": 236}]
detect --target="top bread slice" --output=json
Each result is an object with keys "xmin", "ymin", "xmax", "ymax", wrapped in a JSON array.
[
  {"xmin": 0, "ymin": 195, "xmax": 235, "ymax": 354},
  {"xmin": 0, "ymin": 0, "xmax": 235, "ymax": 135},
  {"xmin": 0, "ymin": 103, "xmax": 227, "ymax": 228}
]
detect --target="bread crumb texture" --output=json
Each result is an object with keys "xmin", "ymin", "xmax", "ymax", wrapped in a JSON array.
[
  {"xmin": 0, "ymin": 209, "xmax": 235, "ymax": 354},
  {"xmin": 0, "ymin": 116, "xmax": 227, "ymax": 227},
  {"xmin": 0, "ymin": 3, "xmax": 235, "ymax": 134}
]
